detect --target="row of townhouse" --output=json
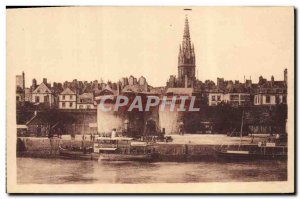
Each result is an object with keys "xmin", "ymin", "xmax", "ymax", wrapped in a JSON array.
[
  {"xmin": 208, "ymin": 69, "xmax": 287, "ymax": 107},
  {"xmin": 16, "ymin": 73, "xmax": 148, "ymax": 110},
  {"xmin": 20, "ymin": 79, "xmax": 95, "ymax": 109},
  {"xmin": 208, "ymin": 91, "xmax": 287, "ymax": 107},
  {"xmin": 254, "ymin": 90, "xmax": 287, "ymax": 106},
  {"xmin": 208, "ymin": 92, "xmax": 252, "ymax": 106},
  {"xmin": 28, "ymin": 81, "xmax": 286, "ymax": 108}
]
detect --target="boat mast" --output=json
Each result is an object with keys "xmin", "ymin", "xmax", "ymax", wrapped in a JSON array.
[
  {"xmin": 238, "ymin": 110, "xmax": 244, "ymax": 150},
  {"xmin": 82, "ymin": 110, "xmax": 85, "ymax": 149}
]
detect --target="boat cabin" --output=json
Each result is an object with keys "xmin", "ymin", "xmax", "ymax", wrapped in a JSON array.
[
  {"xmin": 94, "ymin": 137, "xmax": 132, "ymax": 153},
  {"xmin": 93, "ymin": 137, "xmax": 152, "ymax": 155}
]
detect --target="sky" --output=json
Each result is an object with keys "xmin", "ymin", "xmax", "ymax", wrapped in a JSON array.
[{"xmin": 7, "ymin": 7, "xmax": 293, "ymax": 87}]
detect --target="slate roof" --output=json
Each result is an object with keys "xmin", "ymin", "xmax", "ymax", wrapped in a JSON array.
[
  {"xmin": 32, "ymin": 82, "xmax": 52, "ymax": 94},
  {"xmin": 122, "ymin": 84, "xmax": 149, "ymax": 93},
  {"xmin": 165, "ymin": 88, "xmax": 194, "ymax": 96},
  {"xmin": 60, "ymin": 87, "xmax": 76, "ymax": 95}
]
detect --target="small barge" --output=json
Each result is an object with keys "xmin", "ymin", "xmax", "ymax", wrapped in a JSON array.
[
  {"xmin": 58, "ymin": 146, "xmax": 98, "ymax": 160},
  {"xmin": 59, "ymin": 137, "xmax": 157, "ymax": 161},
  {"xmin": 94, "ymin": 137, "xmax": 157, "ymax": 161},
  {"xmin": 216, "ymin": 143, "xmax": 287, "ymax": 161}
]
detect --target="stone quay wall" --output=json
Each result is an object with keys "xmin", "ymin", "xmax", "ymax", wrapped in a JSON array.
[
  {"xmin": 17, "ymin": 137, "xmax": 256, "ymax": 161},
  {"xmin": 17, "ymin": 138, "xmax": 94, "ymax": 158}
]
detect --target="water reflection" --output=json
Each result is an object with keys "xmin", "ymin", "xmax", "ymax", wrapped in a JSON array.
[{"xmin": 17, "ymin": 158, "xmax": 287, "ymax": 184}]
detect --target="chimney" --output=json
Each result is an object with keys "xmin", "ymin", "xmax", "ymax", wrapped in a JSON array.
[
  {"xmin": 43, "ymin": 78, "xmax": 47, "ymax": 84},
  {"xmin": 32, "ymin": 78, "xmax": 37, "ymax": 91},
  {"xmin": 117, "ymin": 81, "xmax": 120, "ymax": 95},
  {"xmin": 22, "ymin": 71, "xmax": 25, "ymax": 90},
  {"xmin": 284, "ymin": 68, "xmax": 287, "ymax": 83}
]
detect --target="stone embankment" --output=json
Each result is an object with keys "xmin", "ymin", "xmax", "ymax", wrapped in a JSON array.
[{"xmin": 17, "ymin": 136, "xmax": 259, "ymax": 161}]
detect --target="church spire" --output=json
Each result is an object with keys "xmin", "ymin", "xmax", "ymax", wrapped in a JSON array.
[
  {"xmin": 178, "ymin": 16, "xmax": 195, "ymax": 66},
  {"xmin": 183, "ymin": 16, "xmax": 190, "ymax": 39},
  {"xmin": 182, "ymin": 16, "xmax": 192, "ymax": 57},
  {"xmin": 177, "ymin": 15, "xmax": 196, "ymax": 86}
]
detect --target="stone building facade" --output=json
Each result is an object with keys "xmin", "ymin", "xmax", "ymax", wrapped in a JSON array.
[
  {"xmin": 58, "ymin": 87, "xmax": 77, "ymax": 109},
  {"xmin": 31, "ymin": 79, "xmax": 54, "ymax": 108}
]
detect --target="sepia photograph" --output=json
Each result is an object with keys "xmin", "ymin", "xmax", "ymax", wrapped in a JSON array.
[{"xmin": 6, "ymin": 6, "xmax": 294, "ymax": 193}]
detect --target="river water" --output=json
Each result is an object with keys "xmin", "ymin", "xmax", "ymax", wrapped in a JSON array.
[{"xmin": 17, "ymin": 158, "xmax": 287, "ymax": 184}]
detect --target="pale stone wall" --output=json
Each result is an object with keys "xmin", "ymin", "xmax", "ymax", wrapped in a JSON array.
[
  {"xmin": 158, "ymin": 104, "xmax": 182, "ymax": 135},
  {"xmin": 97, "ymin": 104, "xmax": 123, "ymax": 133},
  {"xmin": 77, "ymin": 103, "xmax": 96, "ymax": 109}
]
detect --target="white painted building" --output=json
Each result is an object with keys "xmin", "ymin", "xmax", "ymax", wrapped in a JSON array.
[
  {"xmin": 254, "ymin": 94, "xmax": 286, "ymax": 105},
  {"xmin": 208, "ymin": 92, "xmax": 225, "ymax": 106},
  {"xmin": 31, "ymin": 82, "xmax": 54, "ymax": 107},
  {"xmin": 224, "ymin": 93, "xmax": 251, "ymax": 107},
  {"xmin": 208, "ymin": 92, "xmax": 251, "ymax": 106},
  {"xmin": 77, "ymin": 93, "xmax": 95, "ymax": 109},
  {"xmin": 58, "ymin": 87, "xmax": 77, "ymax": 109}
]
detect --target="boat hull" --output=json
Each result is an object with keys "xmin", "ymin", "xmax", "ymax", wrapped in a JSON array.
[
  {"xmin": 59, "ymin": 146, "xmax": 157, "ymax": 162},
  {"xmin": 59, "ymin": 147, "xmax": 99, "ymax": 160},
  {"xmin": 216, "ymin": 151, "xmax": 287, "ymax": 161},
  {"xmin": 98, "ymin": 153, "xmax": 154, "ymax": 162}
]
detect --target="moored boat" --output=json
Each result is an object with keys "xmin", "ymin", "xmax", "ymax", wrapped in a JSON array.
[
  {"xmin": 59, "ymin": 146, "xmax": 99, "ymax": 160},
  {"xmin": 216, "ymin": 110, "xmax": 287, "ymax": 161},
  {"xmin": 94, "ymin": 137, "xmax": 157, "ymax": 161},
  {"xmin": 59, "ymin": 137, "xmax": 158, "ymax": 161},
  {"xmin": 216, "ymin": 145, "xmax": 287, "ymax": 161}
]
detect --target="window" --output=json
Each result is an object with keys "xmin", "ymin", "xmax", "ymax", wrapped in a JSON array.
[
  {"xmin": 62, "ymin": 102, "xmax": 65, "ymax": 107},
  {"xmin": 70, "ymin": 102, "xmax": 73, "ymax": 107},
  {"xmin": 212, "ymin": 96, "xmax": 216, "ymax": 101},
  {"xmin": 217, "ymin": 96, "xmax": 221, "ymax": 101},
  {"xmin": 37, "ymin": 90, "xmax": 40, "ymax": 93},
  {"xmin": 283, "ymin": 96, "xmax": 287, "ymax": 103},
  {"xmin": 240, "ymin": 95, "xmax": 250, "ymax": 101},
  {"xmin": 16, "ymin": 96, "xmax": 20, "ymax": 101},
  {"xmin": 87, "ymin": 105, "xmax": 91, "ymax": 109},
  {"xmin": 275, "ymin": 96, "xmax": 280, "ymax": 104},
  {"xmin": 70, "ymin": 95, "xmax": 73, "ymax": 100},
  {"xmin": 266, "ymin": 95, "xmax": 270, "ymax": 103},
  {"xmin": 79, "ymin": 105, "xmax": 83, "ymax": 109},
  {"xmin": 230, "ymin": 95, "xmax": 239, "ymax": 101},
  {"xmin": 35, "ymin": 96, "xmax": 40, "ymax": 103},
  {"xmin": 44, "ymin": 95, "xmax": 49, "ymax": 102},
  {"xmin": 62, "ymin": 95, "xmax": 65, "ymax": 100}
]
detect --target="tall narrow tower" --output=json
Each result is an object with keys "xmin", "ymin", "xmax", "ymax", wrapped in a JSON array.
[{"xmin": 178, "ymin": 16, "xmax": 196, "ymax": 87}]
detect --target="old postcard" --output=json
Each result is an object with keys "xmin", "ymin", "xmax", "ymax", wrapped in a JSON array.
[{"xmin": 6, "ymin": 6, "xmax": 294, "ymax": 193}]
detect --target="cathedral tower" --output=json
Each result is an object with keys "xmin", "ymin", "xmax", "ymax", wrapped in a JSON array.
[{"xmin": 178, "ymin": 16, "xmax": 196, "ymax": 87}]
